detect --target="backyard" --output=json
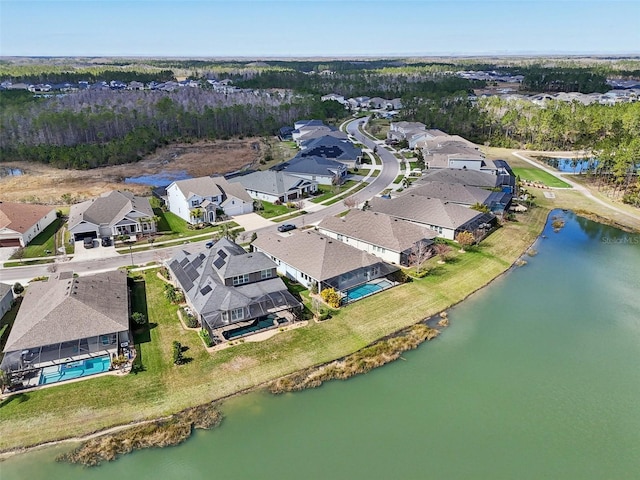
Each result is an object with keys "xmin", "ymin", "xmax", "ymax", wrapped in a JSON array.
[{"xmin": 0, "ymin": 206, "xmax": 549, "ymax": 451}]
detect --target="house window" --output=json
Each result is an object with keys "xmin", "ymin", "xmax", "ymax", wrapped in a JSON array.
[
  {"xmin": 191, "ymin": 200, "xmax": 199, "ymax": 207},
  {"xmin": 230, "ymin": 308, "xmax": 244, "ymax": 321},
  {"xmin": 261, "ymin": 269, "xmax": 273, "ymax": 279},
  {"xmin": 232, "ymin": 274, "xmax": 250, "ymax": 286}
]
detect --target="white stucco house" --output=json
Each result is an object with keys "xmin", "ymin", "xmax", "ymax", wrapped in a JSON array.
[
  {"xmin": 0, "ymin": 202, "xmax": 57, "ymax": 247},
  {"xmin": 165, "ymin": 176, "xmax": 253, "ymax": 224}
]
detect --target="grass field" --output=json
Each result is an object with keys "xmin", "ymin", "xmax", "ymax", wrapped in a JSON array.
[
  {"xmin": 511, "ymin": 167, "xmax": 572, "ymax": 188},
  {"xmin": 256, "ymin": 201, "xmax": 292, "ymax": 219},
  {"xmin": 0, "ymin": 207, "xmax": 548, "ymax": 451},
  {"xmin": 11, "ymin": 217, "xmax": 64, "ymax": 259}
]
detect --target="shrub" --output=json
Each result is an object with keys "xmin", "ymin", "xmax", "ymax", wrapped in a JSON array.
[
  {"xmin": 199, "ymin": 330, "xmax": 214, "ymax": 347},
  {"xmin": 172, "ymin": 341, "xmax": 183, "ymax": 365},
  {"xmin": 131, "ymin": 312, "xmax": 146, "ymax": 325},
  {"xmin": 320, "ymin": 287, "xmax": 341, "ymax": 308},
  {"xmin": 310, "ymin": 281, "xmax": 319, "ymax": 295},
  {"xmin": 12, "ymin": 282, "xmax": 24, "ymax": 295}
]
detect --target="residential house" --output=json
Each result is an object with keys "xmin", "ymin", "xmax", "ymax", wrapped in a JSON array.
[
  {"xmin": 166, "ymin": 176, "xmax": 253, "ymax": 225},
  {"xmin": 368, "ymin": 195, "xmax": 495, "ymax": 240},
  {"xmin": 0, "ymin": 271, "xmax": 130, "ymax": 386},
  {"xmin": 402, "ymin": 181, "xmax": 512, "ymax": 213},
  {"xmin": 317, "ymin": 210, "xmax": 437, "ymax": 266},
  {"xmin": 278, "ymin": 126, "xmax": 294, "ymax": 141},
  {"xmin": 271, "ymin": 155, "xmax": 347, "ymax": 185},
  {"xmin": 229, "ymin": 170, "xmax": 318, "ymax": 204},
  {"xmin": 0, "ymin": 283, "xmax": 13, "ymax": 320},
  {"xmin": 68, "ymin": 190, "xmax": 156, "ymax": 242},
  {"xmin": 291, "ymin": 120, "xmax": 336, "ymax": 144},
  {"xmin": 321, "ymin": 93, "xmax": 346, "ymax": 104},
  {"xmin": 298, "ymin": 135, "xmax": 363, "ymax": 168},
  {"xmin": 0, "ymin": 201, "xmax": 57, "ymax": 247},
  {"xmin": 167, "ymin": 238, "xmax": 301, "ymax": 341},
  {"xmin": 251, "ymin": 230, "xmax": 398, "ymax": 295}
]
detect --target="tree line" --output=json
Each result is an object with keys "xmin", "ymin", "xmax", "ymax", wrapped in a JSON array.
[{"xmin": 0, "ymin": 89, "xmax": 325, "ymax": 169}]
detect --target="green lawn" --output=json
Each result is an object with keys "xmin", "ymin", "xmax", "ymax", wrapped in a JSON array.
[
  {"xmin": 147, "ymin": 210, "xmax": 237, "ymax": 242},
  {"xmin": 393, "ymin": 174, "xmax": 406, "ymax": 184},
  {"xmin": 11, "ymin": 217, "xmax": 64, "ymax": 259},
  {"xmin": 256, "ymin": 201, "xmax": 292, "ymax": 219},
  {"xmin": 324, "ymin": 183, "xmax": 368, "ymax": 205},
  {"xmin": 512, "ymin": 167, "xmax": 572, "ymax": 188},
  {"xmin": 310, "ymin": 181, "xmax": 358, "ymax": 204},
  {"xmin": 0, "ymin": 208, "xmax": 548, "ymax": 451},
  {"xmin": 0, "ymin": 297, "xmax": 20, "ymax": 353}
]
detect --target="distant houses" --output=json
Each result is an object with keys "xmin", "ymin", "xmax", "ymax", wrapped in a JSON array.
[
  {"xmin": 0, "ymin": 201, "xmax": 57, "ymax": 247},
  {"xmin": 166, "ymin": 176, "xmax": 253, "ymax": 224}
]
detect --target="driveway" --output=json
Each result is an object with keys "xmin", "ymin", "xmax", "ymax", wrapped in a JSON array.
[
  {"xmin": 232, "ymin": 213, "xmax": 275, "ymax": 231},
  {"xmin": 70, "ymin": 241, "xmax": 118, "ymax": 262}
]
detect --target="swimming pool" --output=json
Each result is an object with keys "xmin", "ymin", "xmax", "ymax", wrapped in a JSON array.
[
  {"xmin": 223, "ymin": 316, "xmax": 277, "ymax": 340},
  {"xmin": 345, "ymin": 279, "xmax": 394, "ymax": 302},
  {"xmin": 38, "ymin": 356, "xmax": 112, "ymax": 385}
]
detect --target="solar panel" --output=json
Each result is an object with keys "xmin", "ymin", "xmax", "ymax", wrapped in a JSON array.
[
  {"xmin": 200, "ymin": 285, "xmax": 212, "ymax": 296},
  {"xmin": 213, "ymin": 257, "xmax": 226, "ymax": 269},
  {"xmin": 179, "ymin": 257, "xmax": 190, "ymax": 267},
  {"xmin": 217, "ymin": 250, "xmax": 228, "ymax": 259},
  {"xmin": 184, "ymin": 264, "xmax": 199, "ymax": 281},
  {"xmin": 192, "ymin": 256, "xmax": 204, "ymax": 269},
  {"xmin": 173, "ymin": 268, "xmax": 193, "ymax": 292}
]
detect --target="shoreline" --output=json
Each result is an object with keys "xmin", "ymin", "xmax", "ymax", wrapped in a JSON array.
[
  {"xmin": 1, "ymin": 207, "xmax": 637, "ymax": 461},
  {"xmin": 0, "ymin": 208, "xmax": 553, "ymax": 461}
]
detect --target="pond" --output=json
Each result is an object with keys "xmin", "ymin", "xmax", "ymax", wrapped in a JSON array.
[
  {"xmin": 536, "ymin": 157, "xmax": 598, "ymax": 173},
  {"xmin": 0, "ymin": 167, "xmax": 24, "ymax": 177},
  {"xmin": 2, "ymin": 210, "xmax": 639, "ymax": 479},
  {"xmin": 124, "ymin": 170, "xmax": 192, "ymax": 187}
]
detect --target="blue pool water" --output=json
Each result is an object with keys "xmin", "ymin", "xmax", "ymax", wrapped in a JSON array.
[
  {"xmin": 38, "ymin": 356, "xmax": 111, "ymax": 385},
  {"xmin": 345, "ymin": 280, "xmax": 393, "ymax": 302},
  {"xmin": 224, "ymin": 317, "xmax": 277, "ymax": 340}
]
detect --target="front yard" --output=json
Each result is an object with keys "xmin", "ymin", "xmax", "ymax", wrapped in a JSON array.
[
  {"xmin": 10, "ymin": 217, "xmax": 65, "ymax": 259},
  {"xmin": 310, "ymin": 181, "xmax": 358, "ymax": 204}
]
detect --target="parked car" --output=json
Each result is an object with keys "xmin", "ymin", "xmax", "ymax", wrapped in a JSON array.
[
  {"xmin": 205, "ymin": 241, "xmax": 214, "ymax": 249},
  {"xmin": 101, "ymin": 237, "xmax": 112, "ymax": 247},
  {"xmin": 83, "ymin": 237, "xmax": 94, "ymax": 249},
  {"xmin": 277, "ymin": 224, "xmax": 296, "ymax": 232}
]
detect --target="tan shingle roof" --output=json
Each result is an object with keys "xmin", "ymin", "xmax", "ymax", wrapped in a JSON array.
[
  {"xmin": 318, "ymin": 210, "xmax": 437, "ymax": 253},
  {"xmin": 3, "ymin": 270, "xmax": 129, "ymax": 352},
  {"xmin": 172, "ymin": 177, "xmax": 224, "ymax": 198},
  {"xmin": 0, "ymin": 202, "xmax": 55, "ymax": 234},
  {"xmin": 368, "ymin": 196, "xmax": 487, "ymax": 230},
  {"xmin": 402, "ymin": 182, "xmax": 492, "ymax": 205},
  {"xmin": 252, "ymin": 230, "xmax": 384, "ymax": 282}
]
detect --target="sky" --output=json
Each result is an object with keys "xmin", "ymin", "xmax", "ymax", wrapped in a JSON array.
[{"xmin": 1, "ymin": 0, "xmax": 639, "ymax": 57}]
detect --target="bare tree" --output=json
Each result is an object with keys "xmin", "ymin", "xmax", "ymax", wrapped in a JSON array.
[
  {"xmin": 434, "ymin": 242, "xmax": 452, "ymax": 264},
  {"xmin": 408, "ymin": 240, "xmax": 432, "ymax": 275},
  {"xmin": 343, "ymin": 196, "xmax": 357, "ymax": 209}
]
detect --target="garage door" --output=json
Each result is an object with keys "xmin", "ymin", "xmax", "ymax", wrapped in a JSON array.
[
  {"xmin": 74, "ymin": 232, "xmax": 97, "ymax": 242},
  {"xmin": 0, "ymin": 238, "xmax": 21, "ymax": 247}
]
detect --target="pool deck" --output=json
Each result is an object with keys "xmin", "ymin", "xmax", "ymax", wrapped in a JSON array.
[{"xmin": 205, "ymin": 321, "xmax": 308, "ymax": 353}]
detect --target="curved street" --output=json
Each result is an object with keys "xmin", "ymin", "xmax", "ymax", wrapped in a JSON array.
[{"xmin": 0, "ymin": 117, "xmax": 401, "ymax": 284}]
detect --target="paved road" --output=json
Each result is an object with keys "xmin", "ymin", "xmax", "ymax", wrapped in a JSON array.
[
  {"xmin": 513, "ymin": 151, "xmax": 640, "ymax": 223},
  {"xmin": 0, "ymin": 117, "xmax": 400, "ymax": 284}
]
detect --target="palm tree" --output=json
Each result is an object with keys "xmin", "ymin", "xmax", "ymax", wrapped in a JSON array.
[{"xmin": 190, "ymin": 208, "xmax": 203, "ymax": 225}]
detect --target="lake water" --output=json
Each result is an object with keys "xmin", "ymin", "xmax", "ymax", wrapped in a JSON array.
[
  {"xmin": 124, "ymin": 170, "xmax": 191, "ymax": 187},
  {"xmin": 537, "ymin": 157, "xmax": 598, "ymax": 173},
  {"xmin": 2, "ymin": 211, "xmax": 640, "ymax": 479},
  {"xmin": 0, "ymin": 167, "xmax": 23, "ymax": 177}
]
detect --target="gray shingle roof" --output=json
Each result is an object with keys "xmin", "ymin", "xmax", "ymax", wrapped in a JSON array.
[
  {"xmin": 229, "ymin": 171, "xmax": 314, "ymax": 197},
  {"xmin": 403, "ymin": 181, "xmax": 492, "ymax": 206},
  {"xmin": 368, "ymin": 196, "xmax": 492, "ymax": 231},
  {"xmin": 167, "ymin": 238, "xmax": 300, "ymax": 329},
  {"xmin": 252, "ymin": 230, "xmax": 388, "ymax": 282},
  {"xmin": 0, "ymin": 282, "xmax": 12, "ymax": 300},
  {"xmin": 272, "ymin": 155, "xmax": 345, "ymax": 177},
  {"xmin": 3, "ymin": 270, "xmax": 129, "ymax": 352},
  {"xmin": 318, "ymin": 210, "xmax": 437, "ymax": 253},
  {"xmin": 68, "ymin": 190, "xmax": 153, "ymax": 229},
  {"xmin": 418, "ymin": 169, "xmax": 500, "ymax": 188},
  {"xmin": 299, "ymin": 135, "xmax": 362, "ymax": 161}
]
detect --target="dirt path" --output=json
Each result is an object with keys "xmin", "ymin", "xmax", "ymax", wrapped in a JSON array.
[{"xmin": 0, "ymin": 138, "xmax": 264, "ymax": 204}]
